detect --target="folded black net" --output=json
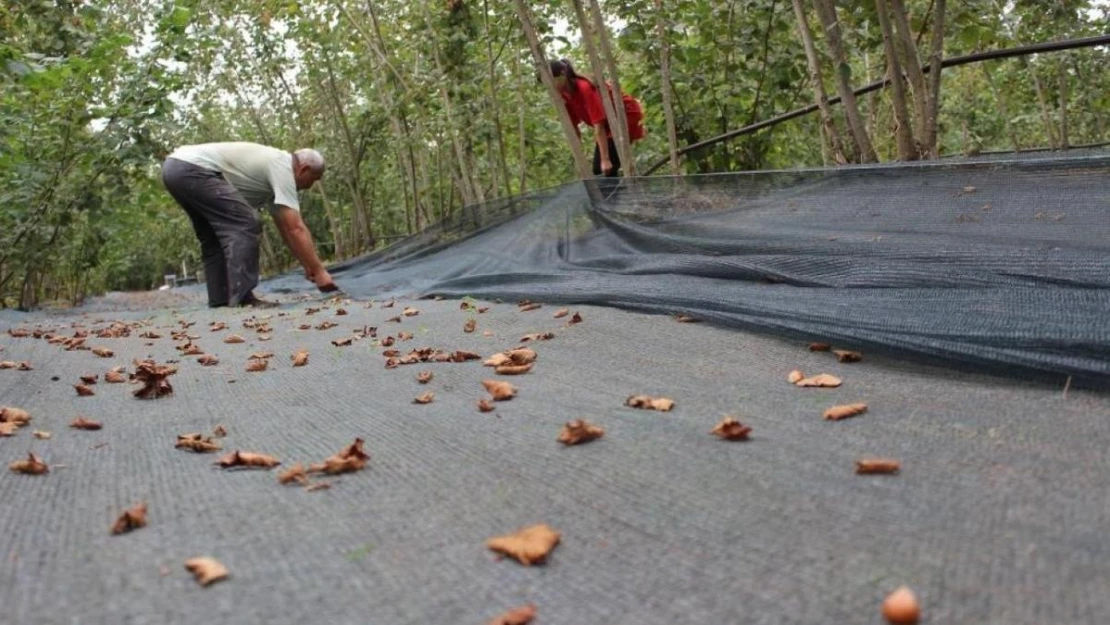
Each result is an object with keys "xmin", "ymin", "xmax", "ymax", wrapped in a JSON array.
[{"xmin": 269, "ymin": 151, "xmax": 1110, "ymax": 381}]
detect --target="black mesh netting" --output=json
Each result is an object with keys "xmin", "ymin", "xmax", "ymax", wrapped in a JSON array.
[{"xmin": 268, "ymin": 151, "xmax": 1110, "ymax": 381}]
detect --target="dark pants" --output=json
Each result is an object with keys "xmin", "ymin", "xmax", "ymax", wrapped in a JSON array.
[
  {"xmin": 592, "ymin": 137, "xmax": 621, "ymax": 177},
  {"xmin": 161, "ymin": 158, "xmax": 261, "ymax": 307},
  {"xmin": 590, "ymin": 137, "xmax": 624, "ymax": 206}
]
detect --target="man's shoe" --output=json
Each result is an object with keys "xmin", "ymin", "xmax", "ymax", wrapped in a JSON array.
[{"xmin": 239, "ymin": 293, "xmax": 280, "ymax": 309}]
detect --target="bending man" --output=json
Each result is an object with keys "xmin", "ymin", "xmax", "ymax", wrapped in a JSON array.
[{"xmin": 161, "ymin": 142, "xmax": 337, "ymax": 308}]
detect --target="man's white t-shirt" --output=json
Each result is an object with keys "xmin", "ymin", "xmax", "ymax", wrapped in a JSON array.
[{"xmin": 168, "ymin": 142, "xmax": 300, "ymax": 212}]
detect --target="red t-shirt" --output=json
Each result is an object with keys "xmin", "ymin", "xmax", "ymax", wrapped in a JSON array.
[{"xmin": 561, "ymin": 77, "xmax": 645, "ymax": 142}]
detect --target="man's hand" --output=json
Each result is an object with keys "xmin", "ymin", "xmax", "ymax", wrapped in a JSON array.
[
  {"xmin": 313, "ymin": 268, "xmax": 337, "ymax": 292},
  {"xmin": 600, "ymin": 158, "xmax": 614, "ymax": 175}
]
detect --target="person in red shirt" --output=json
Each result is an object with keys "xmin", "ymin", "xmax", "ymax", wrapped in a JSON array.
[{"xmin": 548, "ymin": 59, "xmax": 645, "ymax": 177}]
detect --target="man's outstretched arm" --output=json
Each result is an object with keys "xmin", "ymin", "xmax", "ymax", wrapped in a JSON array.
[{"xmin": 271, "ymin": 205, "xmax": 336, "ymax": 290}]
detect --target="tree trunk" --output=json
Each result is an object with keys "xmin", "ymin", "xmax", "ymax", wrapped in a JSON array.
[
  {"xmin": 874, "ymin": 0, "xmax": 918, "ymax": 160},
  {"xmin": 654, "ymin": 0, "xmax": 681, "ymax": 174},
  {"xmin": 920, "ymin": 0, "xmax": 945, "ymax": 158},
  {"xmin": 1072, "ymin": 57, "xmax": 1106, "ymax": 141},
  {"xmin": 889, "ymin": 0, "xmax": 928, "ymax": 141},
  {"xmin": 586, "ymin": 0, "xmax": 636, "ymax": 176},
  {"xmin": 791, "ymin": 0, "xmax": 847, "ymax": 164},
  {"xmin": 1057, "ymin": 58, "xmax": 1069, "ymax": 149},
  {"xmin": 981, "ymin": 64, "xmax": 1021, "ymax": 151},
  {"xmin": 433, "ymin": 52, "xmax": 480, "ymax": 207},
  {"xmin": 314, "ymin": 184, "xmax": 343, "ymax": 260},
  {"xmin": 811, "ymin": 0, "xmax": 878, "ymax": 162},
  {"xmin": 1028, "ymin": 61, "xmax": 1059, "ymax": 149},
  {"xmin": 569, "ymin": 0, "xmax": 632, "ymax": 176},
  {"xmin": 512, "ymin": 50, "xmax": 528, "ymax": 193},
  {"xmin": 483, "ymin": 0, "xmax": 514, "ymax": 197},
  {"xmin": 513, "ymin": 0, "xmax": 593, "ymax": 179}
]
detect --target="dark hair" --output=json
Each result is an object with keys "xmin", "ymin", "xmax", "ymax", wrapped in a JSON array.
[{"xmin": 544, "ymin": 58, "xmax": 588, "ymax": 93}]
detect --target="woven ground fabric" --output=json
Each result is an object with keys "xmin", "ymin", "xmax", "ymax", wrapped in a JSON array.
[
  {"xmin": 266, "ymin": 152, "xmax": 1110, "ymax": 382},
  {"xmin": 1, "ymin": 296, "xmax": 1108, "ymax": 625}
]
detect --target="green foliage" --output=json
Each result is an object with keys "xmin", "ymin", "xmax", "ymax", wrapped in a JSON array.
[{"xmin": 0, "ymin": 0, "xmax": 1106, "ymax": 308}]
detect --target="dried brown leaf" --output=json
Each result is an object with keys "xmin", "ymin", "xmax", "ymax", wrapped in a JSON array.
[
  {"xmin": 197, "ymin": 354, "xmax": 219, "ymax": 366},
  {"xmin": 0, "ymin": 361, "xmax": 15, "ymax": 369},
  {"xmin": 518, "ymin": 303, "xmax": 542, "ymax": 312},
  {"xmin": 787, "ymin": 370, "xmax": 805, "ymax": 384},
  {"xmin": 416, "ymin": 371, "xmax": 433, "ymax": 384},
  {"xmin": 111, "ymin": 502, "xmax": 147, "ymax": 535},
  {"xmin": 223, "ymin": 334, "xmax": 245, "ymax": 344},
  {"xmin": 245, "ymin": 359, "xmax": 268, "ymax": 372},
  {"xmin": 477, "ymin": 399, "xmax": 495, "ymax": 412},
  {"xmin": 674, "ymin": 314, "xmax": 699, "ymax": 323},
  {"xmin": 184, "ymin": 557, "xmax": 229, "ymax": 587},
  {"xmin": 292, "ymin": 350, "xmax": 309, "ymax": 367},
  {"xmin": 176, "ymin": 433, "xmax": 222, "ymax": 453},
  {"xmin": 403, "ymin": 307, "xmax": 420, "ymax": 317},
  {"xmin": 70, "ymin": 417, "xmax": 102, "ymax": 430},
  {"xmin": 568, "ymin": 312, "xmax": 583, "ymax": 325},
  {"xmin": 217, "ymin": 451, "xmax": 281, "ymax": 469},
  {"xmin": 834, "ymin": 349, "xmax": 863, "ymax": 363},
  {"xmin": 305, "ymin": 438, "xmax": 371, "ymax": 476},
  {"xmin": 451, "ymin": 350, "xmax": 481, "ymax": 362},
  {"xmin": 625, "ymin": 395, "xmax": 675, "ymax": 412},
  {"xmin": 488, "ymin": 604, "xmax": 537, "ymax": 625},
  {"xmin": 413, "ymin": 391, "xmax": 435, "ymax": 404},
  {"xmin": 181, "ymin": 343, "xmax": 204, "ymax": 356},
  {"xmin": 808, "ymin": 342, "xmax": 831, "ymax": 352},
  {"xmin": 484, "ymin": 353, "xmax": 511, "ymax": 367},
  {"xmin": 305, "ymin": 481, "xmax": 331, "ymax": 492},
  {"xmin": 80, "ymin": 374, "xmax": 98, "ymax": 385},
  {"xmin": 32, "ymin": 430, "xmax": 51, "ymax": 439},
  {"xmin": 710, "ymin": 417, "xmax": 752, "ymax": 441},
  {"xmin": 855, "ymin": 458, "xmax": 901, "ymax": 474},
  {"xmin": 249, "ymin": 351, "xmax": 274, "ymax": 360},
  {"xmin": 507, "ymin": 349, "xmax": 537, "ymax": 364},
  {"xmin": 552, "ymin": 308, "xmax": 569, "ymax": 319},
  {"xmin": 477, "ymin": 306, "xmax": 490, "ymax": 313},
  {"xmin": 520, "ymin": 332, "xmax": 554, "ymax": 342},
  {"xmin": 464, "ymin": 319, "xmax": 477, "ymax": 333},
  {"xmin": 495, "ymin": 363, "xmax": 533, "ymax": 375},
  {"xmin": 278, "ymin": 463, "xmax": 308, "ymax": 485},
  {"xmin": 75, "ymin": 384, "xmax": 95, "ymax": 397},
  {"xmin": 209, "ymin": 322, "xmax": 227, "ymax": 332},
  {"xmin": 16, "ymin": 361, "xmax": 33, "ymax": 371},
  {"xmin": 380, "ymin": 336, "xmax": 395, "ymax": 347},
  {"xmin": 212, "ymin": 425, "xmax": 228, "ymax": 438},
  {"xmin": 795, "ymin": 373, "xmax": 842, "ymax": 388},
  {"xmin": 9, "ymin": 452, "xmax": 48, "ymax": 475},
  {"xmin": 386, "ymin": 315, "xmax": 402, "ymax": 323},
  {"xmin": 0, "ymin": 422, "xmax": 17, "ymax": 436},
  {"xmin": 486, "ymin": 524, "xmax": 561, "ymax": 565},
  {"xmin": 382, "ymin": 299, "xmax": 395, "ymax": 308},
  {"xmin": 483, "ymin": 380, "xmax": 517, "ymax": 401},
  {"xmin": 558, "ymin": 419, "xmax": 605, "ymax": 445},
  {"xmin": 0, "ymin": 406, "xmax": 31, "ymax": 425},
  {"xmin": 105, "ymin": 368, "xmax": 127, "ymax": 383},
  {"xmin": 92, "ymin": 347, "xmax": 114, "ymax": 358},
  {"xmin": 337, "ymin": 438, "xmax": 369, "ymax": 461},
  {"xmin": 335, "ymin": 308, "xmax": 348, "ymax": 316},
  {"xmin": 316, "ymin": 320, "xmax": 338, "ymax": 330},
  {"xmin": 331, "ymin": 336, "xmax": 354, "ymax": 347},
  {"xmin": 824, "ymin": 403, "xmax": 868, "ymax": 421},
  {"xmin": 132, "ymin": 361, "xmax": 176, "ymax": 399},
  {"xmin": 397, "ymin": 331, "xmax": 414, "ymax": 341}
]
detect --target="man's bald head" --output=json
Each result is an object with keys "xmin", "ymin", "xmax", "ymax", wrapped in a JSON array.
[{"xmin": 292, "ymin": 148, "xmax": 325, "ymax": 190}]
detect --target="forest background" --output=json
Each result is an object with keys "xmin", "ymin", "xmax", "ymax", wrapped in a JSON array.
[{"xmin": 1, "ymin": 0, "xmax": 1106, "ymax": 308}]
